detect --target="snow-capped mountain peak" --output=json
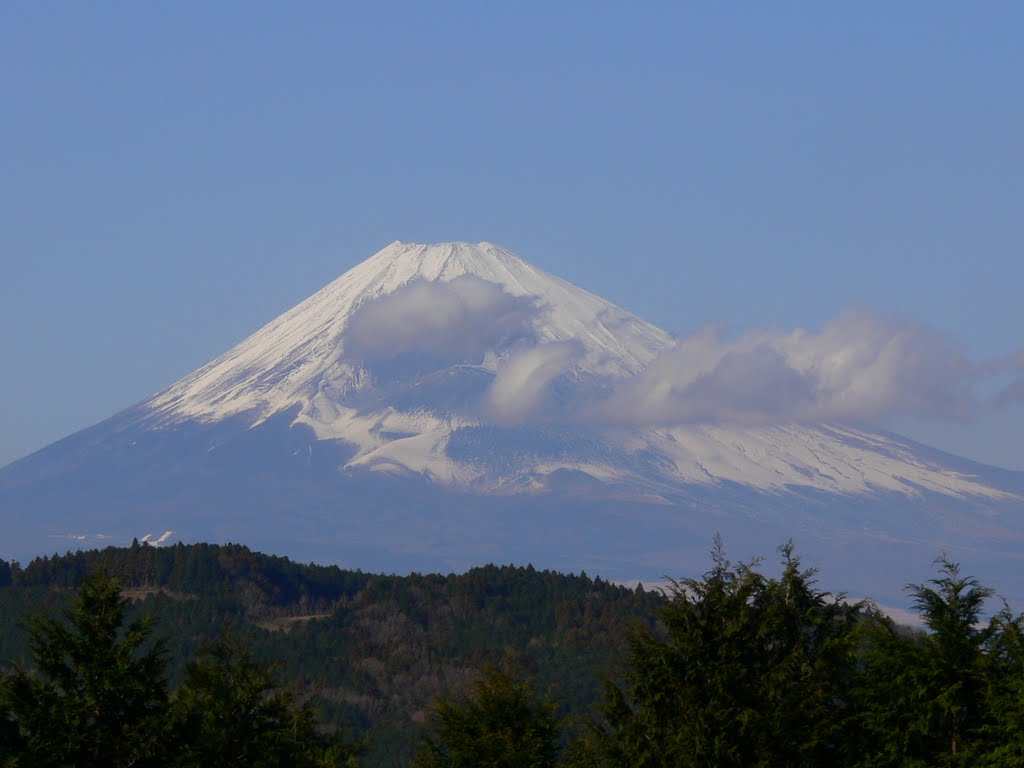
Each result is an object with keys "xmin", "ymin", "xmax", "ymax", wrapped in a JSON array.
[
  {"xmin": 3, "ymin": 240, "xmax": 1023, "ymax": 608},
  {"xmin": 145, "ymin": 241, "xmax": 673, "ymax": 425},
  {"xmin": 133, "ymin": 241, "xmax": 1020, "ymax": 506}
]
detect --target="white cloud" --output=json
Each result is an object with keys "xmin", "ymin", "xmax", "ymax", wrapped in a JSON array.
[
  {"xmin": 485, "ymin": 342, "xmax": 584, "ymax": 425},
  {"xmin": 593, "ymin": 308, "xmax": 1020, "ymax": 427},
  {"xmin": 344, "ymin": 275, "xmax": 538, "ymax": 374},
  {"xmin": 344, "ymin": 278, "xmax": 1023, "ymax": 430}
]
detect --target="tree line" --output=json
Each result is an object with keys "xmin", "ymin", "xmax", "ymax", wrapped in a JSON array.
[{"xmin": 2, "ymin": 540, "xmax": 1024, "ymax": 766}]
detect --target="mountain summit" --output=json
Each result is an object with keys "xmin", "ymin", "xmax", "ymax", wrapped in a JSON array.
[
  {"xmin": 2, "ymin": 241, "xmax": 1022, "ymax": 604},
  {"xmin": 146, "ymin": 241, "xmax": 673, "ymax": 426}
]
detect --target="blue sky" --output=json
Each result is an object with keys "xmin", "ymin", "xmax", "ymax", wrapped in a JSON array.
[{"xmin": 2, "ymin": 3, "xmax": 1022, "ymax": 469}]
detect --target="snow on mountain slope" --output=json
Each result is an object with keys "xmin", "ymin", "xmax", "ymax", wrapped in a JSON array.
[
  {"xmin": 137, "ymin": 241, "xmax": 1018, "ymax": 504},
  {"xmin": 642, "ymin": 424, "xmax": 1014, "ymax": 498},
  {"xmin": 146, "ymin": 241, "xmax": 672, "ymax": 418}
]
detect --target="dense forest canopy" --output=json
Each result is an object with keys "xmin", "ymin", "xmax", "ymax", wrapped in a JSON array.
[
  {"xmin": 2, "ymin": 540, "xmax": 1023, "ymax": 766},
  {"xmin": 0, "ymin": 542, "xmax": 659, "ymax": 766}
]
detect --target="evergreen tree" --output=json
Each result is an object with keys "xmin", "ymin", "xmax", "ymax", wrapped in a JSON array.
[
  {"xmin": 856, "ymin": 556, "xmax": 996, "ymax": 766},
  {"xmin": 169, "ymin": 635, "xmax": 361, "ymax": 767},
  {"xmin": 978, "ymin": 607, "xmax": 1024, "ymax": 765},
  {"xmin": 579, "ymin": 539, "xmax": 863, "ymax": 768},
  {"xmin": 0, "ymin": 570, "xmax": 169, "ymax": 767},
  {"xmin": 412, "ymin": 664, "xmax": 561, "ymax": 768},
  {"xmin": 910, "ymin": 557, "xmax": 996, "ymax": 763}
]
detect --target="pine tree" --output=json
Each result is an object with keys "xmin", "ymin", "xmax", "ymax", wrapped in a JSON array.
[
  {"xmin": 908, "ymin": 557, "xmax": 996, "ymax": 762},
  {"xmin": 168, "ymin": 635, "xmax": 361, "ymax": 767},
  {"xmin": 856, "ymin": 556, "xmax": 996, "ymax": 767},
  {"xmin": 0, "ymin": 570, "xmax": 169, "ymax": 767},
  {"xmin": 412, "ymin": 664, "xmax": 561, "ymax": 768},
  {"xmin": 978, "ymin": 608, "xmax": 1024, "ymax": 765},
  {"xmin": 578, "ymin": 539, "xmax": 863, "ymax": 768}
]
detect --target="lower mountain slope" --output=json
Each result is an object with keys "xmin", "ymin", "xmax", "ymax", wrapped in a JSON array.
[{"xmin": 1, "ymin": 403, "xmax": 1021, "ymax": 607}]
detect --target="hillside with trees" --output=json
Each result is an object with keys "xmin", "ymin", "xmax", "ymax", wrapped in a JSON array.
[
  {"xmin": 2, "ymin": 540, "xmax": 1024, "ymax": 766},
  {"xmin": 0, "ymin": 542, "xmax": 660, "ymax": 766}
]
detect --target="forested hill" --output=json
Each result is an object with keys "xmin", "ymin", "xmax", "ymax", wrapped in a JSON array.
[
  {"xmin": 0, "ymin": 542, "xmax": 663, "ymax": 767},
  {"xmin": 5, "ymin": 542, "xmax": 1024, "ymax": 766}
]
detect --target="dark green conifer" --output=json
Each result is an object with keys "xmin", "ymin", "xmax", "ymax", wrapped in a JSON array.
[
  {"xmin": 412, "ymin": 664, "xmax": 561, "ymax": 768},
  {"xmin": 578, "ymin": 538, "xmax": 863, "ymax": 768},
  {"xmin": 0, "ymin": 570, "xmax": 168, "ymax": 767},
  {"xmin": 978, "ymin": 608, "xmax": 1024, "ymax": 766},
  {"xmin": 856, "ymin": 556, "xmax": 997, "ymax": 766},
  {"xmin": 169, "ymin": 635, "xmax": 361, "ymax": 767}
]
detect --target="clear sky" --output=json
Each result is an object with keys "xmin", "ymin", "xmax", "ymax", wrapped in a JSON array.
[{"xmin": 2, "ymin": 3, "xmax": 1022, "ymax": 470}]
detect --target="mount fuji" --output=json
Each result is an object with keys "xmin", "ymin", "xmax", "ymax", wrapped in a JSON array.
[{"xmin": 2, "ymin": 242, "xmax": 1022, "ymax": 604}]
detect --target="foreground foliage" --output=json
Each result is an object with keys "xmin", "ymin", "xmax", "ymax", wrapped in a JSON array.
[
  {"xmin": 0, "ymin": 570, "xmax": 357, "ymax": 767},
  {"xmin": 170, "ymin": 637, "xmax": 361, "ymax": 767},
  {"xmin": 413, "ymin": 664, "xmax": 560, "ymax": 768},
  {"xmin": 3, "ymin": 540, "xmax": 1024, "ymax": 766},
  {"xmin": 856, "ymin": 557, "xmax": 1001, "ymax": 766},
  {"xmin": 0, "ymin": 571, "xmax": 169, "ymax": 767},
  {"xmin": 574, "ymin": 540, "xmax": 863, "ymax": 767}
]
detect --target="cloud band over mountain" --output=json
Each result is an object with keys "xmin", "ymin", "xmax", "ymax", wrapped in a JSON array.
[
  {"xmin": 594, "ymin": 309, "xmax": 1002, "ymax": 428},
  {"xmin": 342, "ymin": 278, "xmax": 1023, "ymax": 430}
]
